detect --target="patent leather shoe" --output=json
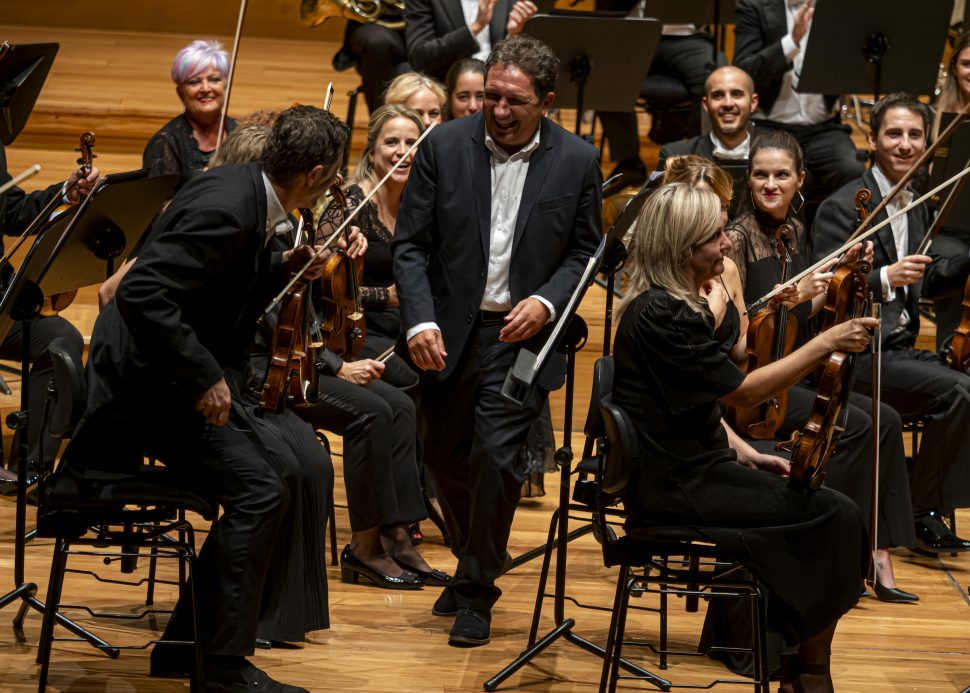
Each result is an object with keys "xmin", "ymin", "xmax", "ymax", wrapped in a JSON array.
[
  {"xmin": 448, "ymin": 607, "xmax": 490, "ymax": 647},
  {"xmin": 392, "ymin": 556, "xmax": 453, "ymax": 586},
  {"xmin": 873, "ymin": 580, "xmax": 919, "ymax": 603},
  {"xmin": 340, "ymin": 545, "xmax": 423, "ymax": 589},
  {"xmin": 0, "ymin": 468, "xmax": 38, "ymax": 500},
  {"xmin": 914, "ymin": 512, "xmax": 970, "ymax": 553},
  {"xmin": 432, "ymin": 587, "xmax": 458, "ymax": 616},
  {"xmin": 207, "ymin": 656, "xmax": 308, "ymax": 693}
]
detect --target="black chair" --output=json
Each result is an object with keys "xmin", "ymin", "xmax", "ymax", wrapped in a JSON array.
[
  {"xmin": 35, "ymin": 337, "xmax": 216, "ymax": 693},
  {"xmin": 596, "ymin": 397, "xmax": 770, "ymax": 693}
]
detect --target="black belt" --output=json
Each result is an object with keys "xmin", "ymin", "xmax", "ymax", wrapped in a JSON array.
[{"xmin": 479, "ymin": 310, "xmax": 510, "ymax": 324}]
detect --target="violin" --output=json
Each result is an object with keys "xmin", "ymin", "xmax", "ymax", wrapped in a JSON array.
[
  {"xmin": 40, "ymin": 132, "xmax": 98, "ymax": 316},
  {"xmin": 316, "ymin": 179, "xmax": 365, "ymax": 358},
  {"xmin": 730, "ymin": 223, "xmax": 798, "ymax": 439},
  {"xmin": 944, "ymin": 275, "xmax": 970, "ymax": 373},
  {"xmin": 260, "ymin": 209, "xmax": 322, "ymax": 412},
  {"xmin": 784, "ymin": 190, "xmax": 874, "ymax": 490}
]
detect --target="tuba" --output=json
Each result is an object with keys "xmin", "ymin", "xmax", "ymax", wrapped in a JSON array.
[{"xmin": 300, "ymin": 0, "xmax": 405, "ymax": 30}]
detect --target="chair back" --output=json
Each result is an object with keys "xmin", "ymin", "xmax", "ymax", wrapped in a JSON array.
[
  {"xmin": 599, "ymin": 397, "xmax": 639, "ymax": 498},
  {"xmin": 47, "ymin": 337, "xmax": 87, "ymax": 440},
  {"xmin": 582, "ymin": 355, "xmax": 615, "ymax": 439}
]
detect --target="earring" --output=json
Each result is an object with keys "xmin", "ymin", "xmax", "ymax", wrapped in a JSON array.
[{"xmin": 790, "ymin": 190, "xmax": 805, "ymax": 216}]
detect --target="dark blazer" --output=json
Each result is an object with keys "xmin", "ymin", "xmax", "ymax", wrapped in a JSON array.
[
  {"xmin": 393, "ymin": 113, "xmax": 602, "ymax": 386},
  {"xmin": 405, "ymin": 0, "xmax": 511, "ymax": 80},
  {"xmin": 812, "ymin": 168, "xmax": 929, "ymax": 346},
  {"xmin": 91, "ymin": 162, "xmax": 276, "ymax": 404},
  {"xmin": 733, "ymin": 0, "xmax": 836, "ymax": 117},
  {"xmin": 655, "ymin": 123, "xmax": 769, "ymax": 173}
]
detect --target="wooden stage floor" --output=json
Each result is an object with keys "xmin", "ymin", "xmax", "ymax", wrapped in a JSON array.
[{"xmin": 0, "ymin": 22, "xmax": 967, "ymax": 693}]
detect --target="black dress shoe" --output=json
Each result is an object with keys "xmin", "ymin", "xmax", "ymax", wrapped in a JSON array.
[
  {"xmin": 432, "ymin": 587, "xmax": 457, "ymax": 616},
  {"xmin": 339, "ymin": 545, "xmax": 423, "ymax": 590},
  {"xmin": 914, "ymin": 512, "xmax": 970, "ymax": 553},
  {"xmin": 873, "ymin": 580, "xmax": 919, "ymax": 603},
  {"xmin": 392, "ymin": 556, "xmax": 453, "ymax": 586},
  {"xmin": 256, "ymin": 638, "xmax": 303, "ymax": 649},
  {"xmin": 207, "ymin": 656, "xmax": 308, "ymax": 693},
  {"xmin": 448, "ymin": 607, "xmax": 490, "ymax": 647},
  {"xmin": 149, "ymin": 642, "xmax": 194, "ymax": 679}
]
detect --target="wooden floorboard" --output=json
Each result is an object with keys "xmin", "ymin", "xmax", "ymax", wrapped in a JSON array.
[{"xmin": 0, "ymin": 24, "xmax": 966, "ymax": 693}]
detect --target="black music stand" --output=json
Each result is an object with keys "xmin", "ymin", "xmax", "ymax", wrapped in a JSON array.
[
  {"xmin": 797, "ymin": 0, "xmax": 952, "ymax": 102},
  {"xmin": 0, "ymin": 169, "xmax": 175, "ymax": 651},
  {"xmin": 0, "ymin": 43, "xmax": 59, "ymax": 145},
  {"xmin": 928, "ymin": 112, "xmax": 970, "ymax": 233},
  {"xmin": 486, "ymin": 189, "xmax": 657, "ymax": 692},
  {"xmin": 522, "ymin": 15, "xmax": 660, "ymax": 137},
  {"xmin": 641, "ymin": 0, "xmax": 736, "ymax": 59}
]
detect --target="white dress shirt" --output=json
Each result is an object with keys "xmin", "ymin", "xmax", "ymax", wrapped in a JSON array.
[
  {"xmin": 460, "ymin": 0, "xmax": 491, "ymax": 61},
  {"xmin": 871, "ymin": 163, "xmax": 914, "ymax": 328},
  {"xmin": 262, "ymin": 172, "xmax": 293, "ymax": 246},
  {"xmin": 711, "ymin": 131, "xmax": 751, "ymax": 160},
  {"xmin": 406, "ymin": 124, "xmax": 554, "ymax": 341},
  {"xmin": 761, "ymin": 0, "xmax": 832, "ymax": 125}
]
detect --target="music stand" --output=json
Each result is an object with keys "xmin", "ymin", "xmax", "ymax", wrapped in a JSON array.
[
  {"xmin": 928, "ymin": 112, "xmax": 970, "ymax": 233},
  {"xmin": 797, "ymin": 0, "xmax": 952, "ymax": 101},
  {"xmin": 641, "ymin": 0, "xmax": 736, "ymax": 59},
  {"xmin": 0, "ymin": 43, "xmax": 59, "ymax": 145},
  {"xmin": 487, "ymin": 188, "xmax": 661, "ymax": 691},
  {"xmin": 522, "ymin": 15, "xmax": 661, "ymax": 137},
  {"xmin": 0, "ymin": 169, "xmax": 175, "ymax": 652},
  {"xmin": 715, "ymin": 158, "xmax": 750, "ymax": 220}
]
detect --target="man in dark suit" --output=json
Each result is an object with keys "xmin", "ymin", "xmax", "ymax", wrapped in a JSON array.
[
  {"xmin": 405, "ymin": 0, "xmax": 536, "ymax": 80},
  {"xmin": 734, "ymin": 0, "xmax": 864, "ymax": 198},
  {"xmin": 656, "ymin": 66, "xmax": 765, "ymax": 172},
  {"xmin": 813, "ymin": 93, "xmax": 970, "ymax": 555},
  {"xmin": 0, "ymin": 142, "xmax": 96, "ymax": 490},
  {"xmin": 66, "ymin": 106, "xmax": 348, "ymax": 692},
  {"xmin": 394, "ymin": 34, "xmax": 601, "ymax": 646}
]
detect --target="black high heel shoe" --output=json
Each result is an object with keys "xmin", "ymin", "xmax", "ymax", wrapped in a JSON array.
[
  {"xmin": 340, "ymin": 546, "xmax": 423, "ymax": 590},
  {"xmin": 391, "ymin": 556, "xmax": 453, "ymax": 587},
  {"xmin": 424, "ymin": 495, "xmax": 452, "ymax": 547},
  {"xmin": 873, "ymin": 580, "xmax": 919, "ymax": 603}
]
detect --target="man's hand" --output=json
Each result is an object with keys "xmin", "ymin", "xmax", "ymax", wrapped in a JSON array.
[
  {"xmin": 282, "ymin": 244, "xmax": 332, "ymax": 281},
  {"xmin": 408, "ymin": 328, "xmax": 447, "ymax": 371},
  {"xmin": 499, "ymin": 297, "xmax": 550, "ymax": 343},
  {"xmin": 824, "ymin": 317, "xmax": 879, "ymax": 353},
  {"xmin": 195, "ymin": 377, "xmax": 231, "ymax": 426},
  {"xmin": 843, "ymin": 240, "xmax": 874, "ymax": 266},
  {"xmin": 506, "ymin": 0, "xmax": 538, "ymax": 35},
  {"xmin": 337, "ymin": 359, "xmax": 384, "ymax": 385},
  {"xmin": 792, "ymin": 0, "xmax": 814, "ymax": 47},
  {"xmin": 739, "ymin": 452, "xmax": 791, "ymax": 476},
  {"xmin": 471, "ymin": 0, "xmax": 498, "ymax": 35},
  {"xmin": 65, "ymin": 165, "xmax": 100, "ymax": 203},
  {"xmin": 886, "ymin": 254, "xmax": 932, "ymax": 288}
]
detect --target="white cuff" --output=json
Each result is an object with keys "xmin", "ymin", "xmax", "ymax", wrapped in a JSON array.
[
  {"xmin": 781, "ymin": 33, "xmax": 799, "ymax": 62},
  {"xmin": 406, "ymin": 322, "xmax": 440, "ymax": 342},
  {"xmin": 530, "ymin": 295, "xmax": 556, "ymax": 323},
  {"xmin": 879, "ymin": 266, "xmax": 894, "ymax": 302}
]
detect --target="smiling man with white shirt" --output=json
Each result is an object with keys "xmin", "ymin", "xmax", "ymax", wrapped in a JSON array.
[{"xmin": 812, "ymin": 92, "xmax": 970, "ymax": 557}]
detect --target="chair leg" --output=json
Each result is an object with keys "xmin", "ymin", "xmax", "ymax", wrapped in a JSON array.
[
  {"xmin": 37, "ymin": 537, "xmax": 68, "ymax": 691},
  {"xmin": 752, "ymin": 583, "xmax": 770, "ymax": 693},
  {"xmin": 609, "ymin": 565, "xmax": 635, "ymax": 693},
  {"xmin": 185, "ymin": 545, "xmax": 207, "ymax": 693},
  {"xmin": 599, "ymin": 563, "xmax": 630, "ymax": 693},
  {"xmin": 659, "ymin": 559, "xmax": 669, "ymax": 670},
  {"xmin": 328, "ymin": 494, "xmax": 338, "ymax": 566}
]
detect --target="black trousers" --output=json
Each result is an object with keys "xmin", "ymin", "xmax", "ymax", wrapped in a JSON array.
[
  {"xmin": 420, "ymin": 319, "xmax": 547, "ymax": 613},
  {"xmin": 930, "ymin": 227, "xmax": 970, "ymax": 351},
  {"xmin": 297, "ymin": 370, "xmax": 425, "ymax": 532},
  {"xmin": 344, "ymin": 22, "xmax": 408, "ymax": 113},
  {"xmin": 853, "ymin": 347, "xmax": 970, "ymax": 512},
  {"xmin": 758, "ymin": 386, "xmax": 915, "ymax": 549},
  {"xmin": 0, "ymin": 314, "xmax": 83, "ymax": 472}
]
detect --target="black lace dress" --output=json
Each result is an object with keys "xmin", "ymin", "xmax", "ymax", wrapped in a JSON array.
[
  {"xmin": 613, "ymin": 288, "xmax": 866, "ymax": 642},
  {"xmin": 142, "ymin": 113, "xmax": 236, "ymax": 193}
]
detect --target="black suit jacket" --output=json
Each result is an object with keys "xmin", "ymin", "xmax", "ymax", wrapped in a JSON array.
[
  {"xmin": 812, "ymin": 168, "xmax": 929, "ymax": 346},
  {"xmin": 393, "ymin": 113, "xmax": 602, "ymax": 386},
  {"xmin": 733, "ymin": 0, "xmax": 837, "ymax": 117},
  {"xmin": 90, "ymin": 162, "xmax": 277, "ymax": 406},
  {"xmin": 654, "ymin": 123, "xmax": 770, "ymax": 173},
  {"xmin": 405, "ymin": 0, "xmax": 511, "ymax": 79}
]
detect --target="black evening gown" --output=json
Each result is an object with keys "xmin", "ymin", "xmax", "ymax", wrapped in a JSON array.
[
  {"xmin": 612, "ymin": 288, "xmax": 867, "ymax": 642},
  {"xmin": 142, "ymin": 114, "xmax": 237, "ymax": 193}
]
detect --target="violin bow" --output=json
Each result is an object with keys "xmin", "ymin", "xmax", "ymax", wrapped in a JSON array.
[
  {"xmin": 215, "ymin": 0, "xmax": 250, "ymax": 152},
  {"xmin": 0, "ymin": 164, "xmax": 41, "ymax": 197},
  {"xmin": 264, "ymin": 121, "xmax": 437, "ymax": 314},
  {"xmin": 866, "ymin": 298, "xmax": 882, "ymax": 588},
  {"xmin": 748, "ymin": 162, "xmax": 970, "ymax": 312},
  {"xmin": 915, "ymin": 149, "xmax": 970, "ymax": 256}
]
